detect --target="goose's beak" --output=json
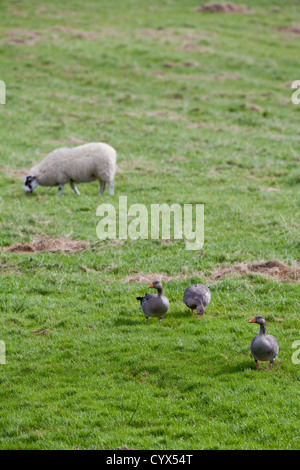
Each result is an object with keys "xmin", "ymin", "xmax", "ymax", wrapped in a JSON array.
[
  {"xmin": 148, "ymin": 283, "xmax": 154, "ymax": 288},
  {"xmin": 248, "ymin": 318, "xmax": 256, "ymax": 323}
]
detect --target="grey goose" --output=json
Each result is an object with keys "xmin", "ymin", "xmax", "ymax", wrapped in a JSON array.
[
  {"xmin": 136, "ymin": 280, "xmax": 169, "ymax": 323},
  {"xmin": 249, "ymin": 315, "xmax": 279, "ymax": 370},
  {"xmin": 183, "ymin": 284, "xmax": 211, "ymax": 318}
]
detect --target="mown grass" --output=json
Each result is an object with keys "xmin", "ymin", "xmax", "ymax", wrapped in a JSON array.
[{"xmin": 0, "ymin": 0, "xmax": 299, "ymax": 450}]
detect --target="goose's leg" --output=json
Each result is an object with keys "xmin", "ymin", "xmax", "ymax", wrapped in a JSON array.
[
  {"xmin": 146, "ymin": 317, "xmax": 149, "ymax": 323},
  {"xmin": 191, "ymin": 308, "xmax": 194, "ymax": 315},
  {"xmin": 269, "ymin": 361, "xmax": 273, "ymax": 371},
  {"xmin": 58, "ymin": 184, "xmax": 64, "ymax": 196},
  {"xmin": 98, "ymin": 181, "xmax": 106, "ymax": 195},
  {"xmin": 255, "ymin": 360, "xmax": 258, "ymax": 370},
  {"xmin": 70, "ymin": 182, "xmax": 80, "ymax": 195},
  {"xmin": 159, "ymin": 317, "xmax": 162, "ymax": 322}
]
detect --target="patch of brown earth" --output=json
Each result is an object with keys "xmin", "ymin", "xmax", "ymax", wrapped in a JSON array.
[
  {"xmin": 2, "ymin": 236, "xmax": 90, "ymax": 253},
  {"xmin": 35, "ymin": 6, "xmax": 79, "ymax": 18},
  {"xmin": 164, "ymin": 61, "xmax": 199, "ymax": 68},
  {"xmin": 196, "ymin": 3, "xmax": 251, "ymax": 13},
  {"xmin": 50, "ymin": 26, "xmax": 100, "ymax": 40},
  {"xmin": 6, "ymin": 8, "xmax": 28, "ymax": 17},
  {"xmin": 208, "ymin": 260, "xmax": 299, "ymax": 283},
  {"xmin": 0, "ymin": 26, "xmax": 109, "ymax": 47},
  {"xmin": 186, "ymin": 122, "xmax": 211, "ymax": 129},
  {"xmin": 1, "ymin": 29, "xmax": 42, "ymax": 45},
  {"xmin": 43, "ymin": 135, "xmax": 85, "ymax": 147},
  {"xmin": 166, "ymin": 155, "xmax": 188, "ymax": 163},
  {"xmin": 0, "ymin": 166, "xmax": 29, "ymax": 180},
  {"xmin": 151, "ymin": 71, "xmax": 239, "ymax": 82},
  {"xmin": 138, "ymin": 28, "xmax": 216, "ymax": 42},
  {"xmin": 137, "ymin": 28, "xmax": 217, "ymax": 58},
  {"xmin": 32, "ymin": 328, "xmax": 49, "ymax": 335},
  {"xmin": 250, "ymin": 104, "xmax": 263, "ymax": 112},
  {"xmin": 176, "ymin": 44, "xmax": 214, "ymax": 53},
  {"xmin": 120, "ymin": 268, "xmax": 192, "ymax": 284},
  {"xmin": 277, "ymin": 25, "xmax": 300, "ymax": 35},
  {"xmin": 118, "ymin": 261, "xmax": 299, "ymax": 285},
  {"xmin": 260, "ymin": 187, "xmax": 280, "ymax": 193}
]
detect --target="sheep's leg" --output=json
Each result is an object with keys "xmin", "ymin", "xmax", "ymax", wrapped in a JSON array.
[
  {"xmin": 58, "ymin": 184, "xmax": 64, "ymax": 196},
  {"xmin": 108, "ymin": 180, "xmax": 114, "ymax": 195},
  {"xmin": 70, "ymin": 182, "xmax": 80, "ymax": 195},
  {"xmin": 98, "ymin": 181, "xmax": 106, "ymax": 195}
]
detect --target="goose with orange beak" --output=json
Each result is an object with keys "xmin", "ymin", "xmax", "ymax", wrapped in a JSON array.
[
  {"xmin": 136, "ymin": 280, "xmax": 169, "ymax": 323},
  {"xmin": 248, "ymin": 315, "xmax": 279, "ymax": 370}
]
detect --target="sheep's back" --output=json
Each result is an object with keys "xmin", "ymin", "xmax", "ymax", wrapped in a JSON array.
[{"xmin": 32, "ymin": 143, "xmax": 117, "ymax": 186}]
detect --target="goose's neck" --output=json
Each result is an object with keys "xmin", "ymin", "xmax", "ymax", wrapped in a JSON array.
[
  {"xmin": 259, "ymin": 323, "xmax": 267, "ymax": 335},
  {"xmin": 195, "ymin": 297, "xmax": 203, "ymax": 306},
  {"xmin": 156, "ymin": 287, "xmax": 163, "ymax": 296}
]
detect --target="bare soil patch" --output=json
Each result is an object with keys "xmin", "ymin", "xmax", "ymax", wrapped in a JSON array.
[
  {"xmin": 31, "ymin": 328, "xmax": 50, "ymax": 335},
  {"xmin": 196, "ymin": 3, "xmax": 251, "ymax": 13},
  {"xmin": 260, "ymin": 187, "xmax": 280, "ymax": 193},
  {"xmin": 164, "ymin": 61, "xmax": 200, "ymax": 68},
  {"xmin": 50, "ymin": 26, "xmax": 100, "ymax": 40},
  {"xmin": 152, "ymin": 71, "xmax": 239, "ymax": 83},
  {"xmin": 43, "ymin": 135, "xmax": 85, "ymax": 147},
  {"xmin": 120, "ymin": 269, "xmax": 192, "ymax": 284},
  {"xmin": 138, "ymin": 28, "xmax": 215, "ymax": 42},
  {"xmin": 120, "ymin": 261, "xmax": 299, "ymax": 285},
  {"xmin": 250, "ymin": 104, "xmax": 263, "ymax": 112},
  {"xmin": 208, "ymin": 260, "xmax": 299, "ymax": 283},
  {"xmin": 1, "ymin": 29, "xmax": 42, "ymax": 46},
  {"xmin": 2, "ymin": 236, "xmax": 90, "ymax": 254},
  {"xmin": 0, "ymin": 166, "xmax": 29, "ymax": 180},
  {"xmin": 277, "ymin": 25, "xmax": 300, "ymax": 35}
]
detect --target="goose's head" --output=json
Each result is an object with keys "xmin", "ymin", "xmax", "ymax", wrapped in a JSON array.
[
  {"xmin": 148, "ymin": 280, "xmax": 163, "ymax": 291},
  {"xmin": 249, "ymin": 315, "xmax": 265, "ymax": 324},
  {"xmin": 196, "ymin": 301, "xmax": 205, "ymax": 318}
]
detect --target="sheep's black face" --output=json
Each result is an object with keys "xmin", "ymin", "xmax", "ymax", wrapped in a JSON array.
[{"xmin": 24, "ymin": 175, "xmax": 38, "ymax": 194}]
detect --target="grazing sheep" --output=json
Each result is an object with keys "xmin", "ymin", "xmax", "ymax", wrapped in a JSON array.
[{"xmin": 24, "ymin": 142, "xmax": 116, "ymax": 196}]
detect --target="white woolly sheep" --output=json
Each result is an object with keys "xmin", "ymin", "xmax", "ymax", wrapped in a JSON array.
[{"xmin": 24, "ymin": 142, "xmax": 116, "ymax": 196}]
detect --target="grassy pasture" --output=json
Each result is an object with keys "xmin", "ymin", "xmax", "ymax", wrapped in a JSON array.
[{"xmin": 0, "ymin": 0, "xmax": 299, "ymax": 449}]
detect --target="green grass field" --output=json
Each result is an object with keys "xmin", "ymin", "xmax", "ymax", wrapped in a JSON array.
[{"xmin": 0, "ymin": 0, "xmax": 299, "ymax": 450}]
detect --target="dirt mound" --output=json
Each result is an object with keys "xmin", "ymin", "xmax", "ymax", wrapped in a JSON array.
[
  {"xmin": 196, "ymin": 2, "xmax": 251, "ymax": 13},
  {"xmin": 208, "ymin": 260, "xmax": 299, "ymax": 283},
  {"xmin": 2, "ymin": 237, "xmax": 90, "ymax": 253}
]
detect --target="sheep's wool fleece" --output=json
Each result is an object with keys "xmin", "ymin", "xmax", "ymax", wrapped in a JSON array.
[{"xmin": 31, "ymin": 143, "xmax": 116, "ymax": 187}]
